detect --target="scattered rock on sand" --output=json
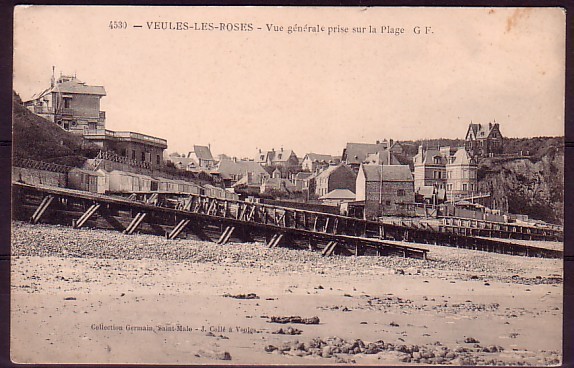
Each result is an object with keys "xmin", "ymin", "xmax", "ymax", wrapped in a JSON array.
[
  {"xmin": 464, "ymin": 337, "xmax": 480, "ymax": 344},
  {"xmin": 223, "ymin": 293, "xmax": 259, "ymax": 299},
  {"xmin": 272, "ymin": 326, "xmax": 303, "ymax": 335},
  {"xmin": 269, "ymin": 316, "xmax": 320, "ymax": 324},
  {"xmin": 197, "ymin": 349, "xmax": 232, "ymax": 360}
]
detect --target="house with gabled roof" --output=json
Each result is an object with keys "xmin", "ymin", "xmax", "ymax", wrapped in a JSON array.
[
  {"xmin": 341, "ymin": 140, "xmax": 404, "ymax": 171},
  {"xmin": 364, "ymin": 150, "xmax": 401, "ymax": 166},
  {"xmin": 254, "ymin": 147, "xmax": 300, "ymax": 176},
  {"xmin": 301, "ymin": 153, "xmax": 339, "ymax": 173},
  {"xmin": 446, "ymin": 147, "xmax": 478, "ymax": 200},
  {"xmin": 293, "ymin": 171, "xmax": 314, "ymax": 191},
  {"xmin": 260, "ymin": 168, "xmax": 296, "ymax": 194},
  {"xmin": 319, "ymin": 188, "xmax": 356, "ymax": 206},
  {"xmin": 356, "ymin": 164, "xmax": 415, "ymax": 219},
  {"xmin": 217, "ymin": 158, "xmax": 269, "ymax": 188},
  {"xmin": 24, "ymin": 73, "xmax": 106, "ymax": 133},
  {"xmin": 187, "ymin": 145, "xmax": 215, "ymax": 169},
  {"xmin": 465, "ymin": 122, "xmax": 503, "ymax": 158},
  {"xmin": 24, "ymin": 71, "xmax": 168, "ymax": 170},
  {"xmin": 314, "ymin": 163, "xmax": 356, "ymax": 197},
  {"xmin": 413, "ymin": 145, "xmax": 448, "ymax": 191},
  {"xmin": 341, "ymin": 142, "xmax": 388, "ymax": 168}
]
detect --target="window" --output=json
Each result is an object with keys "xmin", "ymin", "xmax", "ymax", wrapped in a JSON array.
[
  {"xmin": 156, "ymin": 155, "xmax": 161, "ymax": 165},
  {"xmin": 63, "ymin": 97, "xmax": 71, "ymax": 108},
  {"xmin": 142, "ymin": 152, "xmax": 146, "ymax": 162},
  {"xmin": 463, "ymin": 184, "xmax": 468, "ymax": 191},
  {"xmin": 447, "ymin": 184, "xmax": 453, "ymax": 191},
  {"xmin": 385, "ymin": 200, "xmax": 391, "ymax": 206},
  {"xmin": 397, "ymin": 189, "xmax": 405, "ymax": 196},
  {"xmin": 433, "ymin": 156, "xmax": 441, "ymax": 164},
  {"xmin": 132, "ymin": 150, "xmax": 136, "ymax": 160},
  {"xmin": 121, "ymin": 149, "xmax": 127, "ymax": 157}
]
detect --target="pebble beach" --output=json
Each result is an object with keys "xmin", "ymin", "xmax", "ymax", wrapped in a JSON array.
[{"xmin": 11, "ymin": 221, "xmax": 563, "ymax": 365}]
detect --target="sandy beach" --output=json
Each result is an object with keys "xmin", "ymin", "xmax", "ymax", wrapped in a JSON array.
[{"xmin": 10, "ymin": 221, "xmax": 563, "ymax": 365}]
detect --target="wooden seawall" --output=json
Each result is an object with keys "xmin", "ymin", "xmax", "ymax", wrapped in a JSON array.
[{"xmin": 12, "ymin": 182, "xmax": 563, "ymax": 259}]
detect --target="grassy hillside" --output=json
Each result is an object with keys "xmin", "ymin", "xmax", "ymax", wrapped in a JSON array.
[{"xmin": 12, "ymin": 92, "xmax": 100, "ymax": 167}]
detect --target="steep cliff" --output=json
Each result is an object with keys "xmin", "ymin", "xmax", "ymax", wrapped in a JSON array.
[{"xmin": 477, "ymin": 141, "xmax": 564, "ymax": 225}]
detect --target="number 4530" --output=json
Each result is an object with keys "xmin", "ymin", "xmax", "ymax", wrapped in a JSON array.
[{"xmin": 109, "ymin": 21, "xmax": 128, "ymax": 29}]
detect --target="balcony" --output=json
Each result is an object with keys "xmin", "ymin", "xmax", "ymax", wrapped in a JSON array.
[
  {"xmin": 32, "ymin": 106, "xmax": 54, "ymax": 114},
  {"xmin": 83, "ymin": 129, "xmax": 168, "ymax": 149}
]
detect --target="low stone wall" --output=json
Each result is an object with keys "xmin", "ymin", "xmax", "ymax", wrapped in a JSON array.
[{"xmin": 12, "ymin": 167, "xmax": 68, "ymax": 188}]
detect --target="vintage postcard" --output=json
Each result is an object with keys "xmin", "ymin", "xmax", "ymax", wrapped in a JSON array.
[{"xmin": 11, "ymin": 6, "xmax": 564, "ymax": 365}]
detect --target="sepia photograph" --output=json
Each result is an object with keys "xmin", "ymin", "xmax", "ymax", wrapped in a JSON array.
[{"xmin": 10, "ymin": 6, "xmax": 565, "ymax": 365}]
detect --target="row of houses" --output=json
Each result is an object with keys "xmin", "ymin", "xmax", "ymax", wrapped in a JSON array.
[{"xmin": 23, "ymin": 71, "xmax": 502, "ymax": 221}]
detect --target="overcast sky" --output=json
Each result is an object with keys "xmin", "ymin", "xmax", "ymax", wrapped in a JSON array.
[{"xmin": 13, "ymin": 6, "xmax": 565, "ymax": 158}]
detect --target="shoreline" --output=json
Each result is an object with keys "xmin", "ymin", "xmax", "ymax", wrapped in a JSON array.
[{"xmin": 10, "ymin": 221, "xmax": 563, "ymax": 365}]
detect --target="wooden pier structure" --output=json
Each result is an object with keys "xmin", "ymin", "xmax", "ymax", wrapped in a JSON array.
[{"xmin": 12, "ymin": 182, "xmax": 563, "ymax": 259}]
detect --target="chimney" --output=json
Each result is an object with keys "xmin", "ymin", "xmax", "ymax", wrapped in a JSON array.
[
  {"xmin": 376, "ymin": 140, "xmax": 380, "ymax": 144},
  {"xmin": 51, "ymin": 66, "xmax": 55, "ymax": 88},
  {"xmin": 418, "ymin": 145, "xmax": 423, "ymax": 155},
  {"xmin": 389, "ymin": 138, "xmax": 394, "ymax": 146}
]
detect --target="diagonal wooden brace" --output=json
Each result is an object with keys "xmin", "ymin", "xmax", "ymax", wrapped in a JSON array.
[
  {"xmin": 217, "ymin": 226, "xmax": 235, "ymax": 244},
  {"xmin": 30, "ymin": 195, "xmax": 54, "ymax": 224},
  {"xmin": 167, "ymin": 219, "xmax": 190, "ymax": 240},
  {"xmin": 322, "ymin": 241, "xmax": 339, "ymax": 257},
  {"xmin": 73, "ymin": 203, "xmax": 101, "ymax": 229},
  {"xmin": 217, "ymin": 226, "xmax": 235, "ymax": 245},
  {"xmin": 123, "ymin": 212, "xmax": 146, "ymax": 235},
  {"xmin": 269, "ymin": 233, "xmax": 284, "ymax": 248}
]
